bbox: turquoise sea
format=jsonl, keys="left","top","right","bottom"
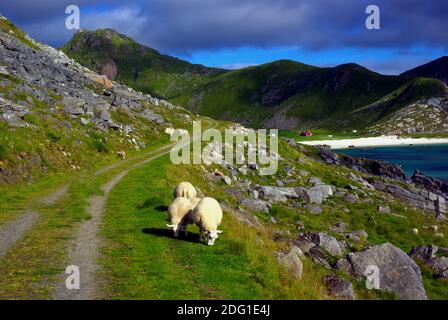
{"left": 337, "top": 144, "right": 448, "bottom": 181}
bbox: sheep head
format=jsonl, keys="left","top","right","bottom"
{"left": 204, "top": 230, "right": 223, "bottom": 246}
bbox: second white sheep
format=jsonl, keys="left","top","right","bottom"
{"left": 173, "top": 181, "right": 197, "bottom": 201}
{"left": 191, "top": 197, "right": 223, "bottom": 246}
{"left": 167, "top": 197, "right": 194, "bottom": 237}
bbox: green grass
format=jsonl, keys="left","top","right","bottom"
{"left": 419, "top": 261, "right": 448, "bottom": 300}
{"left": 0, "top": 76, "right": 174, "bottom": 186}
{"left": 1, "top": 123, "right": 447, "bottom": 299}
{"left": 0, "top": 141, "right": 178, "bottom": 299}
{"left": 402, "top": 132, "right": 448, "bottom": 139}
{"left": 1, "top": 20, "right": 447, "bottom": 298}
{"left": 0, "top": 144, "right": 6, "bottom": 161}
{"left": 90, "top": 131, "right": 109, "bottom": 153}
{"left": 0, "top": 172, "right": 103, "bottom": 298}
{"left": 0, "top": 173, "right": 69, "bottom": 225}
{"left": 99, "top": 154, "right": 329, "bottom": 299}
{"left": 170, "top": 61, "right": 428, "bottom": 130}
{"left": 247, "top": 140, "right": 448, "bottom": 298}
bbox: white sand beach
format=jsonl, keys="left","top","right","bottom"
{"left": 299, "top": 135, "right": 448, "bottom": 149}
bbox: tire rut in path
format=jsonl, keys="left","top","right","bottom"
{"left": 93, "top": 143, "right": 175, "bottom": 176}
{"left": 39, "top": 184, "right": 69, "bottom": 206}
{"left": 54, "top": 170, "right": 130, "bottom": 300}
{"left": 53, "top": 147, "right": 176, "bottom": 300}
{"left": 0, "top": 185, "right": 68, "bottom": 260}
{"left": 54, "top": 120, "right": 217, "bottom": 300}
{"left": 0, "top": 211, "right": 39, "bottom": 259}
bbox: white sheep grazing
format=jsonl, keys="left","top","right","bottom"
{"left": 167, "top": 197, "right": 194, "bottom": 237}
{"left": 430, "top": 225, "right": 439, "bottom": 234}
{"left": 191, "top": 197, "right": 223, "bottom": 246}
{"left": 191, "top": 197, "right": 202, "bottom": 208}
{"left": 173, "top": 181, "right": 197, "bottom": 201}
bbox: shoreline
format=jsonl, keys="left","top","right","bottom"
{"left": 299, "top": 135, "right": 448, "bottom": 149}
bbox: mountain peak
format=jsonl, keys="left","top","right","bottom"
{"left": 86, "top": 28, "right": 130, "bottom": 40}
{"left": 401, "top": 56, "right": 448, "bottom": 84}
{"left": 332, "top": 63, "right": 375, "bottom": 74}
{"left": 65, "top": 27, "right": 142, "bottom": 51}
{"left": 61, "top": 27, "right": 222, "bottom": 96}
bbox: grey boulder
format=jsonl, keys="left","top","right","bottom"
{"left": 305, "top": 204, "right": 323, "bottom": 214}
{"left": 409, "top": 245, "right": 438, "bottom": 262}
{"left": 240, "top": 199, "right": 270, "bottom": 214}
{"left": 309, "top": 232, "right": 343, "bottom": 257}
{"left": 276, "top": 250, "right": 303, "bottom": 280}
{"left": 307, "top": 189, "right": 323, "bottom": 205}
{"left": 324, "top": 275, "right": 356, "bottom": 300}
{"left": 336, "top": 243, "right": 427, "bottom": 300}
{"left": 378, "top": 205, "right": 391, "bottom": 214}
{"left": 256, "top": 186, "right": 298, "bottom": 203}
{"left": 427, "top": 257, "right": 448, "bottom": 278}
{"left": 141, "top": 109, "right": 165, "bottom": 124}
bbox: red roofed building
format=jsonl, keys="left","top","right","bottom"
{"left": 300, "top": 130, "right": 313, "bottom": 137}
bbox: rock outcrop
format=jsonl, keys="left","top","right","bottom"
{"left": 319, "top": 148, "right": 407, "bottom": 181}
{"left": 336, "top": 243, "right": 427, "bottom": 300}
{"left": 319, "top": 148, "right": 448, "bottom": 217}
{"left": 0, "top": 24, "right": 168, "bottom": 133}
{"left": 0, "top": 17, "right": 187, "bottom": 183}
{"left": 410, "top": 245, "right": 448, "bottom": 279}
{"left": 324, "top": 275, "right": 356, "bottom": 300}
{"left": 276, "top": 248, "right": 303, "bottom": 280}
{"left": 411, "top": 170, "right": 448, "bottom": 198}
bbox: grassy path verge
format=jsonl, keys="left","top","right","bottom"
{"left": 53, "top": 145, "right": 180, "bottom": 299}
{"left": 53, "top": 119, "right": 217, "bottom": 299}
{"left": 0, "top": 184, "right": 69, "bottom": 259}
{"left": 0, "top": 133, "right": 180, "bottom": 299}
{"left": 98, "top": 154, "right": 328, "bottom": 299}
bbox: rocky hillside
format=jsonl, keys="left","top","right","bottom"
{"left": 0, "top": 16, "right": 195, "bottom": 184}
{"left": 1, "top": 15, "right": 448, "bottom": 300}
{"left": 347, "top": 78, "right": 448, "bottom": 135}
{"left": 197, "top": 135, "right": 448, "bottom": 299}
{"left": 368, "top": 96, "right": 448, "bottom": 135}
{"left": 62, "top": 29, "right": 448, "bottom": 131}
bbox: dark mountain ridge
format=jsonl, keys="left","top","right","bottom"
{"left": 401, "top": 56, "right": 448, "bottom": 85}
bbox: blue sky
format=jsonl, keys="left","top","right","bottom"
{"left": 1, "top": 0, "right": 447, "bottom": 74}
{"left": 181, "top": 46, "right": 447, "bottom": 75}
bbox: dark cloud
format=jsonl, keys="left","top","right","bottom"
{"left": 1, "top": 0, "right": 447, "bottom": 57}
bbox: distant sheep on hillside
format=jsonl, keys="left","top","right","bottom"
{"left": 191, "top": 197, "right": 223, "bottom": 246}
{"left": 116, "top": 151, "right": 126, "bottom": 159}
{"left": 173, "top": 181, "right": 197, "bottom": 201}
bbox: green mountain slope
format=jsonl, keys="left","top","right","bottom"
{"left": 62, "top": 29, "right": 448, "bottom": 130}
{"left": 174, "top": 61, "right": 413, "bottom": 129}
{"left": 61, "top": 29, "right": 224, "bottom": 99}
{"left": 174, "top": 61, "right": 447, "bottom": 130}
